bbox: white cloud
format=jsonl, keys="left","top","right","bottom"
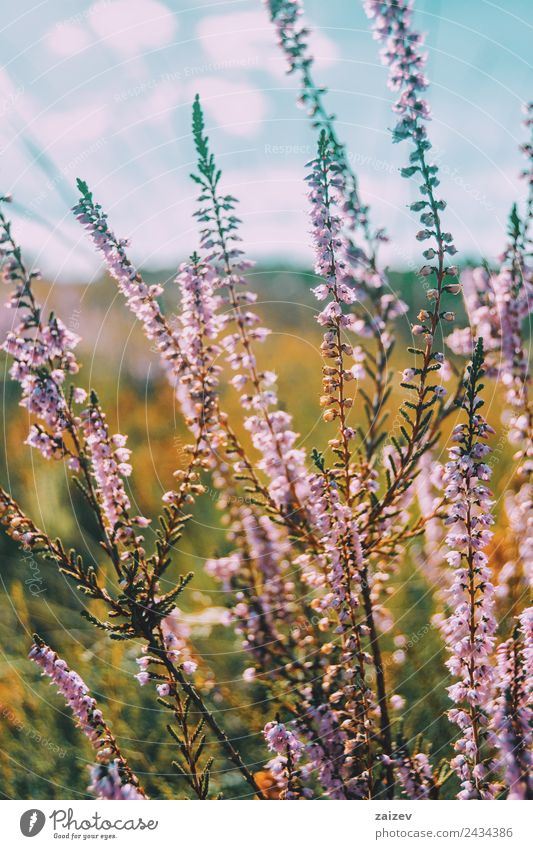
{"left": 210, "top": 165, "right": 310, "bottom": 259}
{"left": 44, "top": 1, "right": 178, "bottom": 60}
{"left": 44, "top": 22, "right": 91, "bottom": 58}
{"left": 9, "top": 215, "right": 100, "bottom": 281}
{"left": 38, "top": 103, "right": 109, "bottom": 147}
{"left": 143, "top": 79, "right": 183, "bottom": 128}
{"left": 197, "top": 10, "right": 339, "bottom": 80}
{"left": 188, "top": 77, "right": 268, "bottom": 137}
{"left": 88, "top": 0, "right": 177, "bottom": 57}
{"left": 0, "top": 68, "right": 26, "bottom": 125}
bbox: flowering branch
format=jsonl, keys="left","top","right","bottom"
{"left": 491, "top": 610, "right": 533, "bottom": 799}
{"left": 263, "top": 0, "right": 380, "bottom": 254}
{"left": 29, "top": 637, "right": 147, "bottom": 800}
{"left": 440, "top": 338, "right": 498, "bottom": 799}
{"left": 363, "top": 0, "right": 460, "bottom": 532}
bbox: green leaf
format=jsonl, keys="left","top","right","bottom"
{"left": 76, "top": 178, "right": 92, "bottom": 201}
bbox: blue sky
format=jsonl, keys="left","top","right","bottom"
{"left": 0, "top": 0, "right": 531, "bottom": 280}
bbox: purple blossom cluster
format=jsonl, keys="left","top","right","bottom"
{"left": 264, "top": 720, "right": 303, "bottom": 758}
{"left": 207, "top": 509, "right": 292, "bottom": 668}
{"left": 392, "top": 747, "right": 434, "bottom": 800}
{"left": 88, "top": 761, "right": 147, "bottom": 801}
{"left": 364, "top": 0, "right": 430, "bottom": 143}
{"left": 73, "top": 184, "right": 182, "bottom": 386}
{"left": 491, "top": 610, "right": 533, "bottom": 800}
{"left": 29, "top": 641, "right": 146, "bottom": 800}
{"left": 0, "top": 199, "right": 84, "bottom": 461}
{"left": 308, "top": 135, "right": 364, "bottom": 445}
{"left": 440, "top": 342, "right": 498, "bottom": 799}
{"left": 263, "top": 720, "right": 309, "bottom": 799}
{"left": 81, "top": 401, "right": 150, "bottom": 546}
{"left": 175, "top": 255, "right": 222, "bottom": 454}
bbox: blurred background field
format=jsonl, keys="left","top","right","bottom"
{"left": 0, "top": 264, "right": 522, "bottom": 799}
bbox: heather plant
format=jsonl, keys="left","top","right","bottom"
{"left": 0, "top": 0, "right": 531, "bottom": 801}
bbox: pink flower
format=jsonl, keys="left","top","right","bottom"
{"left": 162, "top": 491, "right": 178, "bottom": 504}
{"left": 264, "top": 720, "right": 302, "bottom": 759}
{"left": 490, "top": 608, "right": 533, "bottom": 799}
{"left": 80, "top": 401, "right": 149, "bottom": 543}
{"left": 29, "top": 640, "right": 146, "bottom": 799}
{"left": 394, "top": 747, "right": 434, "bottom": 800}
{"left": 440, "top": 341, "right": 497, "bottom": 799}
{"left": 175, "top": 256, "right": 223, "bottom": 454}
{"left": 88, "top": 761, "right": 147, "bottom": 801}
{"left": 73, "top": 186, "right": 183, "bottom": 393}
